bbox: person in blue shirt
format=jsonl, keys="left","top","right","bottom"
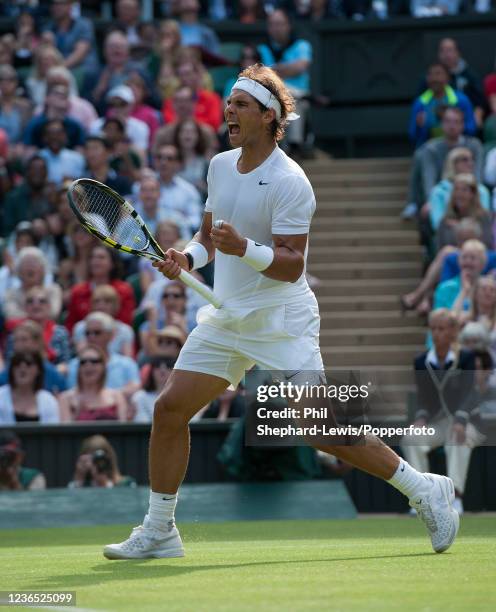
{"left": 258, "top": 9, "right": 312, "bottom": 151}
{"left": 409, "top": 63, "right": 476, "bottom": 148}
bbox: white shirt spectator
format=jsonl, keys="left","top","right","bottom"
{"left": 90, "top": 116, "right": 149, "bottom": 152}
{"left": 39, "top": 147, "right": 86, "bottom": 185}
{"left": 0, "top": 386, "right": 60, "bottom": 424}
{"left": 159, "top": 176, "right": 202, "bottom": 232}
{"left": 72, "top": 320, "right": 135, "bottom": 356}
{"left": 66, "top": 353, "right": 140, "bottom": 389}
{"left": 131, "top": 389, "right": 157, "bottom": 422}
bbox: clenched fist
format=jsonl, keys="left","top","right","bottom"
{"left": 210, "top": 221, "right": 247, "bottom": 257}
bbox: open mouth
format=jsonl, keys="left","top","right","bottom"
{"left": 228, "top": 123, "right": 240, "bottom": 136}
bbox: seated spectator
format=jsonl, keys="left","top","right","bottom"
{"left": 3, "top": 246, "right": 62, "bottom": 322}
{"left": 434, "top": 239, "right": 488, "bottom": 319}
{"left": 72, "top": 285, "right": 135, "bottom": 358}
{"left": 152, "top": 20, "right": 182, "bottom": 97}
{"left": 150, "top": 144, "right": 202, "bottom": 234}
{"left": 59, "top": 345, "right": 127, "bottom": 421}
{"left": 90, "top": 30, "right": 141, "bottom": 112}
{"left": 132, "top": 356, "right": 176, "bottom": 422}
{"left": 154, "top": 85, "right": 218, "bottom": 157}
{"left": 2, "top": 156, "right": 53, "bottom": 237}
{"left": 470, "top": 350, "right": 496, "bottom": 436}
{"left": 0, "top": 320, "right": 67, "bottom": 395}
{"left": 115, "top": 0, "right": 142, "bottom": 48}
{"left": 403, "top": 107, "right": 483, "bottom": 219}
{"left": 402, "top": 219, "right": 488, "bottom": 315}
{"left": 409, "top": 63, "right": 476, "bottom": 148}
{"left": 42, "top": 0, "right": 99, "bottom": 78}
{"left": 12, "top": 11, "right": 40, "bottom": 69}
{"left": 25, "top": 43, "right": 78, "bottom": 107}
{"left": 42, "top": 66, "right": 98, "bottom": 131}
{"left": 436, "top": 174, "right": 492, "bottom": 251}
{"left": 0, "top": 351, "right": 60, "bottom": 424}
{"left": 410, "top": 0, "right": 465, "bottom": 17}
{"left": 0, "top": 63, "right": 33, "bottom": 152}
{"left": 175, "top": 0, "right": 221, "bottom": 55}
{"left": 57, "top": 221, "right": 97, "bottom": 297}
{"left": 126, "top": 70, "right": 161, "bottom": 146}
{"left": 90, "top": 85, "right": 149, "bottom": 163}
{"left": 173, "top": 119, "right": 209, "bottom": 196}
{"left": 66, "top": 312, "right": 140, "bottom": 398}
{"left": 402, "top": 308, "right": 483, "bottom": 514}
{"left": 65, "top": 245, "right": 136, "bottom": 331}
{"left": 0, "top": 222, "right": 38, "bottom": 296}
{"left": 162, "top": 59, "right": 223, "bottom": 131}
{"left": 258, "top": 9, "right": 313, "bottom": 154}
{"left": 139, "top": 220, "right": 182, "bottom": 294}
{"left": 67, "top": 434, "right": 136, "bottom": 487}
{"left": 428, "top": 147, "right": 491, "bottom": 232}
{"left": 6, "top": 286, "right": 71, "bottom": 368}
{"left": 83, "top": 134, "right": 133, "bottom": 196}
{"left": 0, "top": 430, "right": 46, "bottom": 491}
{"left": 23, "top": 83, "right": 86, "bottom": 151}
{"left": 223, "top": 44, "right": 262, "bottom": 102}
{"left": 102, "top": 117, "right": 142, "bottom": 182}
{"left": 142, "top": 325, "right": 186, "bottom": 362}
{"left": 39, "top": 118, "right": 85, "bottom": 185}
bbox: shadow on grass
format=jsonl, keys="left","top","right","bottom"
{"left": 29, "top": 552, "right": 436, "bottom": 590}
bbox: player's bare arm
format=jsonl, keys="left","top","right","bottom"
{"left": 211, "top": 221, "right": 306, "bottom": 283}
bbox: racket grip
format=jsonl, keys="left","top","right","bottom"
{"left": 178, "top": 269, "right": 222, "bottom": 309}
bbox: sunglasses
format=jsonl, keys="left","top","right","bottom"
{"left": 162, "top": 292, "right": 185, "bottom": 299}
{"left": 26, "top": 297, "right": 48, "bottom": 305}
{"left": 85, "top": 329, "right": 104, "bottom": 336}
{"left": 80, "top": 358, "right": 103, "bottom": 365}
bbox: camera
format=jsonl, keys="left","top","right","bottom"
{"left": 0, "top": 448, "right": 17, "bottom": 470}
{"left": 92, "top": 449, "right": 112, "bottom": 476}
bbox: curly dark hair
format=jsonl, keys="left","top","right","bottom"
{"left": 237, "top": 64, "right": 296, "bottom": 142}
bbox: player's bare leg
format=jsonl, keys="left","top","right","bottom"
{"left": 104, "top": 370, "right": 229, "bottom": 560}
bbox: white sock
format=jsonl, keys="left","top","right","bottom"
{"left": 144, "top": 491, "right": 177, "bottom": 532}
{"left": 388, "top": 460, "right": 430, "bottom": 500}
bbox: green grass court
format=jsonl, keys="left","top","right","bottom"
{"left": 2, "top": 516, "right": 495, "bottom": 611}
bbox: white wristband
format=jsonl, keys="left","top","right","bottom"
{"left": 241, "top": 238, "right": 274, "bottom": 272}
{"left": 184, "top": 241, "right": 209, "bottom": 270}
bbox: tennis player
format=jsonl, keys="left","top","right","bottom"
{"left": 104, "top": 65, "right": 459, "bottom": 559}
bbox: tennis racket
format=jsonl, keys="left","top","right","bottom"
{"left": 67, "top": 178, "right": 221, "bottom": 308}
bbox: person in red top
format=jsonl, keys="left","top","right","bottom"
{"left": 162, "top": 59, "right": 222, "bottom": 131}
{"left": 65, "top": 245, "right": 136, "bottom": 332}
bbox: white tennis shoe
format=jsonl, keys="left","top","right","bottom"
{"left": 409, "top": 473, "right": 460, "bottom": 553}
{"left": 103, "top": 522, "right": 184, "bottom": 559}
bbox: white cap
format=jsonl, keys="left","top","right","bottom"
{"left": 106, "top": 84, "right": 135, "bottom": 105}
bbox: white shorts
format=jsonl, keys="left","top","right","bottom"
{"left": 174, "top": 301, "right": 324, "bottom": 387}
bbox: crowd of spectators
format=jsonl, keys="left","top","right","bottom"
{"left": 402, "top": 36, "right": 496, "bottom": 514}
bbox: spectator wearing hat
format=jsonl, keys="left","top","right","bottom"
{"left": 66, "top": 312, "right": 140, "bottom": 399}
{"left": 0, "top": 350, "right": 60, "bottom": 424}
{"left": 90, "top": 85, "right": 149, "bottom": 163}
{"left": 42, "top": 0, "right": 99, "bottom": 77}
{"left": 83, "top": 134, "right": 133, "bottom": 197}
{"left": 2, "top": 156, "right": 52, "bottom": 237}
{"left": 39, "top": 118, "right": 85, "bottom": 185}
{"left": 142, "top": 324, "right": 187, "bottom": 362}
{"left": 0, "top": 430, "right": 46, "bottom": 491}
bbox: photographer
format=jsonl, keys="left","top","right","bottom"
{"left": 0, "top": 430, "right": 46, "bottom": 491}
{"left": 67, "top": 434, "right": 135, "bottom": 488}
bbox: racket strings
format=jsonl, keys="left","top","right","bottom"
{"left": 73, "top": 183, "right": 149, "bottom": 250}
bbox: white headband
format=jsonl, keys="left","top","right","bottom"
{"left": 231, "top": 77, "right": 300, "bottom": 121}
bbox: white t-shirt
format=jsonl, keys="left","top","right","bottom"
{"left": 0, "top": 386, "right": 60, "bottom": 424}
{"left": 131, "top": 389, "right": 157, "bottom": 422}
{"left": 204, "top": 146, "right": 316, "bottom": 309}
{"left": 90, "top": 116, "right": 149, "bottom": 151}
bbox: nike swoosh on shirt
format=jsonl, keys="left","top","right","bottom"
{"left": 259, "top": 180, "right": 269, "bottom": 185}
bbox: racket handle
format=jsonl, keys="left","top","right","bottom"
{"left": 178, "top": 269, "right": 222, "bottom": 309}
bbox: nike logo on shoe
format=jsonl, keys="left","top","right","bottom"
{"left": 400, "top": 464, "right": 405, "bottom": 472}
{"left": 259, "top": 180, "right": 269, "bottom": 185}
